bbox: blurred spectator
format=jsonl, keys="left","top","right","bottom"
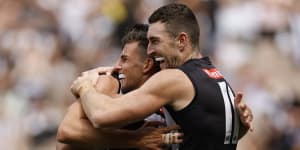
{"left": 0, "top": 0, "right": 299, "bottom": 149}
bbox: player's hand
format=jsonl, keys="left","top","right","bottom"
{"left": 81, "top": 66, "right": 115, "bottom": 75}
{"left": 70, "top": 74, "right": 94, "bottom": 98}
{"left": 81, "top": 66, "right": 115, "bottom": 85}
{"left": 235, "top": 92, "right": 254, "bottom": 132}
{"left": 71, "top": 66, "right": 120, "bottom": 98}
{"left": 82, "top": 66, "right": 121, "bottom": 93}
{"left": 134, "top": 122, "right": 183, "bottom": 150}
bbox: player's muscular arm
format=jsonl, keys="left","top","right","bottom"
{"left": 56, "top": 101, "right": 121, "bottom": 148}
{"left": 56, "top": 142, "right": 97, "bottom": 150}
{"left": 57, "top": 101, "right": 152, "bottom": 149}
{"left": 57, "top": 101, "right": 182, "bottom": 149}
{"left": 57, "top": 101, "right": 102, "bottom": 149}
{"left": 75, "top": 69, "right": 194, "bottom": 129}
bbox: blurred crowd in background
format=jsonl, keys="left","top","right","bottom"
{"left": 0, "top": 0, "right": 299, "bottom": 149}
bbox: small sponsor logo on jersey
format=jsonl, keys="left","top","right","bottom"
{"left": 202, "top": 68, "right": 223, "bottom": 79}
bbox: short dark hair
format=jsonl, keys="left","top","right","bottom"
{"left": 121, "top": 24, "right": 149, "bottom": 60}
{"left": 148, "top": 3, "right": 200, "bottom": 49}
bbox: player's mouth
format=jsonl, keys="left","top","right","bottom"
{"left": 154, "top": 56, "right": 165, "bottom": 62}
{"left": 119, "top": 73, "right": 126, "bottom": 80}
{"left": 154, "top": 56, "right": 167, "bottom": 69}
{"left": 118, "top": 73, "right": 126, "bottom": 86}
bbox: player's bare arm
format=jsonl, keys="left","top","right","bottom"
{"left": 71, "top": 68, "right": 253, "bottom": 130}
{"left": 57, "top": 101, "right": 182, "bottom": 149}
{"left": 57, "top": 101, "right": 137, "bottom": 148}
{"left": 71, "top": 69, "right": 195, "bottom": 129}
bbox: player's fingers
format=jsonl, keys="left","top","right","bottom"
{"left": 70, "top": 85, "right": 77, "bottom": 98}
{"left": 95, "top": 66, "right": 114, "bottom": 72}
{"left": 81, "top": 71, "right": 89, "bottom": 76}
{"left": 86, "top": 73, "right": 100, "bottom": 85}
{"left": 242, "top": 113, "right": 254, "bottom": 130}
{"left": 70, "top": 82, "right": 80, "bottom": 98}
{"left": 71, "top": 76, "right": 91, "bottom": 98}
{"left": 97, "top": 67, "right": 114, "bottom": 75}
{"left": 161, "top": 132, "right": 183, "bottom": 145}
{"left": 234, "top": 92, "right": 243, "bottom": 104}
{"left": 243, "top": 109, "right": 250, "bottom": 117}
{"left": 105, "top": 66, "right": 122, "bottom": 76}
{"left": 245, "top": 114, "right": 254, "bottom": 131}
{"left": 81, "top": 68, "right": 99, "bottom": 76}
{"left": 235, "top": 92, "right": 247, "bottom": 112}
{"left": 171, "top": 132, "right": 183, "bottom": 143}
{"left": 243, "top": 107, "right": 253, "bottom": 123}
{"left": 240, "top": 103, "right": 248, "bottom": 110}
{"left": 242, "top": 110, "right": 252, "bottom": 123}
{"left": 82, "top": 67, "right": 113, "bottom": 76}
{"left": 246, "top": 114, "right": 253, "bottom": 124}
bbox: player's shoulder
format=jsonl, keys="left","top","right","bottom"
{"left": 146, "top": 69, "right": 192, "bottom": 90}
{"left": 152, "top": 69, "right": 188, "bottom": 82}
{"left": 154, "top": 68, "right": 186, "bottom": 77}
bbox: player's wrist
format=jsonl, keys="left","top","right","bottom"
{"left": 126, "top": 130, "right": 147, "bottom": 149}
{"left": 78, "top": 81, "right": 95, "bottom": 98}
{"left": 111, "top": 129, "right": 140, "bottom": 149}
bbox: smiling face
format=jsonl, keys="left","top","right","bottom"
{"left": 147, "top": 3, "right": 201, "bottom": 69}
{"left": 116, "top": 41, "right": 146, "bottom": 93}
{"left": 147, "top": 22, "right": 181, "bottom": 69}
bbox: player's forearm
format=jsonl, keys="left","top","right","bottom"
{"left": 79, "top": 87, "right": 116, "bottom": 128}
{"left": 57, "top": 116, "right": 95, "bottom": 146}
{"left": 77, "top": 74, "right": 126, "bottom": 128}
{"left": 56, "top": 142, "right": 96, "bottom": 150}
{"left": 58, "top": 115, "right": 139, "bottom": 148}
{"left": 57, "top": 101, "right": 104, "bottom": 147}
{"left": 98, "top": 129, "right": 141, "bottom": 148}
{"left": 66, "top": 126, "right": 140, "bottom": 149}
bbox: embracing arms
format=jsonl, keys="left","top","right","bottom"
{"left": 57, "top": 67, "right": 182, "bottom": 149}
{"left": 71, "top": 69, "right": 192, "bottom": 129}
{"left": 70, "top": 68, "right": 253, "bottom": 139}
{"left": 57, "top": 101, "right": 138, "bottom": 148}
{"left": 57, "top": 101, "right": 181, "bottom": 149}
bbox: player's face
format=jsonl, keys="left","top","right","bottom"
{"left": 147, "top": 22, "right": 181, "bottom": 69}
{"left": 116, "top": 42, "right": 145, "bottom": 93}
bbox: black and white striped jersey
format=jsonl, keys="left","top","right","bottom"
{"left": 166, "top": 57, "right": 240, "bottom": 150}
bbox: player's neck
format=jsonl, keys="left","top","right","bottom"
{"left": 185, "top": 50, "right": 202, "bottom": 62}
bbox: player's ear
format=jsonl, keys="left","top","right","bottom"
{"left": 143, "top": 57, "right": 154, "bottom": 74}
{"left": 175, "top": 32, "right": 188, "bottom": 52}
